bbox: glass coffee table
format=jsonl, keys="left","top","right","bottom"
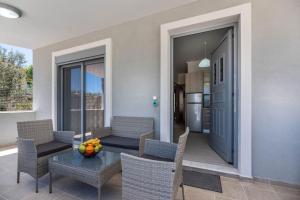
{"left": 49, "top": 149, "right": 121, "bottom": 200}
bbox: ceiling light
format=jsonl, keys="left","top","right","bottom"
{"left": 199, "top": 58, "right": 210, "bottom": 68}
{"left": 0, "top": 3, "right": 22, "bottom": 19}
{"left": 199, "top": 41, "right": 210, "bottom": 68}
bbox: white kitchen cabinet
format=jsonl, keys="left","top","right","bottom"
{"left": 185, "top": 71, "right": 203, "bottom": 93}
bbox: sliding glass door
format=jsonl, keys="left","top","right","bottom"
{"left": 62, "top": 65, "right": 82, "bottom": 134}
{"left": 84, "top": 60, "right": 105, "bottom": 132}
{"left": 60, "top": 58, "right": 104, "bottom": 139}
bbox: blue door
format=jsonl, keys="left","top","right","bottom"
{"left": 209, "top": 29, "right": 234, "bottom": 163}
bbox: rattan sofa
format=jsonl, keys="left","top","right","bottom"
{"left": 17, "top": 119, "right": 74, "bottom": 193}
{"left": 121, "top": 128, "right": 189, "bottom": 200}
{"left": 93, "top": 116, "right": 154, "bottom": 156}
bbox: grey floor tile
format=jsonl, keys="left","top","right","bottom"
{"left": 52, "top": 191, "right": 82, "bottom": 200}
{"left": 0, "top": 149, "right": 299, "bottom": 200}
{"left": 175, "top": 189, "right": 188, "bottom": 200}
{"left": 241, "top": 180, "right": 275, "bottom": 192}
{"left": 216, "top": 179, "right": 247, "bottom": 200}
{"left": 20, "top": 186, "right": 82, "bottom": 200}
{"left": 215, "top": 197, "right": 237, "bottom": 200}
{"left": 277, "top": 193, "right": 300, "bottom": 200}
{"left": 21, "top": 187, "right": 56, "bottom": 200}
{"left": 182, "top": 132, "right": 232, "bottom": 167}
{"left": 107, "top": 173, "right": 122, "bottom": 187}
{"left": 0, "top": 194, "right": 7, "bottom": 200}
{"left": 244, "top": 186, "right": 280, "bottom": 200}
{"left": 51, "top": 176, "right": 97, "bottom": 200}
{"left": 0, "top": 171, "right": 18, "bottom": 195}
{"left": 0, "top": 154, "right": 17, "bottom": 174}
{"left": 185, "top": 186, "right": 214, "bottom": 200}
{"left": 101, "top": 185, "right": 122, "bottom": 200}
{"left": 272, "top": 184, "right": 300, "bottom": 197}
{"left": 38, "top": 174, "right": 51, "bottom": 186}
{"left": 50, "top": 175, "right": 123, "bottom": 200}
{"left": 2, "top": 182, "right": 48, "bottom": 200}
{"left": 1, "top": 172, "right": 48, "bottom": 200}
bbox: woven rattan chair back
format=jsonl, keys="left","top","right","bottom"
{"left": 111, "top": 116, "right": 154, "bottom": 138}
{"left": 17, "top": 119, "right": 54, "bottom": 145}
{"left": 174, "top": 127, "right": 189, "bottom": 165}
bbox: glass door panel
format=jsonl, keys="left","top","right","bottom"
{"left": 84, "top": 62, "right": 105, "bottom": 133}
{"left": 60, "top": 58, "right": 104, "bottom": 140}
{"left": 62, "top": 66, "right": 82, "bottom": 135}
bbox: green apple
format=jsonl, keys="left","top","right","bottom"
{"left": 79, "top": 144, "right": 86, "bottom": 154}
{"left": 94, "top": 145, "right": 102, "bottom": 153}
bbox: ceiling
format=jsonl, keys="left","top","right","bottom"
{"left": 173, "top": 27, "right": 231, "bottom": 77}
{"left": 0, "top": 0, "right": 197, "bottom": 49}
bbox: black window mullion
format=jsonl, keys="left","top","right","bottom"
{"left": 81, "top": 63, "right": 86, "bottom": 141}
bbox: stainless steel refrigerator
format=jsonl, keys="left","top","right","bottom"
{"left": 186, "top": 93, "right": 202, "bottom": 132}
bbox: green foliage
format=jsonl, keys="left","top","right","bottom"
{"left": 0, "top": 46, "right": 26, "bottom": 66}
{"left": 0, "top": 46, "right": 32, "bottom": 111}
{"left": 25, "top": 65, "right": 33, "bottom": 88}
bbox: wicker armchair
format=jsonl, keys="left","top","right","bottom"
{"left": 17, "top": 119, "right": 74, "bottom": 193}
{"left": 121, "top": 128, "right": 189, "bottom": 200}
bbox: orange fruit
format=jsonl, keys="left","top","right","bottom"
{"left": 85, "top": 144, "right": 94, "bottom": 155}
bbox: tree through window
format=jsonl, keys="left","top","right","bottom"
{"left": 0, "top": 44, "right": 33, "bottom": 111}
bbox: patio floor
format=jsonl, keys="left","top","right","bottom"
{"left": 0, "top": 147, "right": 299, "bottom": 200}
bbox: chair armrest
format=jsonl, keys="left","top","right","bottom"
{"left": 121, "top": 153, "right": 175, "bottom": 199}
{"left": 17, "top": 138, "right": 38, "bottom": 173}
{"left": 53, "top": 131, "right": 75, "bottom": 144}
{"left": 93, "top": 127, "right": 112, "bottom": 138}
{"left": 138, "top": 131, "right": 154, "bottom": 156}
{"left": 17, "top": 138, "right": 37, "bottom": 154}
{"left": 144, "top": 139, "right": 178, "bottom": 160}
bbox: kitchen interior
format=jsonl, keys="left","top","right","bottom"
{"left": 173, "top": 27, "right": 233, "bottom": 167}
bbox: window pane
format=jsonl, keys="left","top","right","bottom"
{"left": 220, "top": 57, "right": 224, "bottom": 82}
{"left": 62, "top": 66, "right": 81, "bottom": 134}
{"left": 84, "top": 62, "right": 104, "bottom": 132}
{"left": 213, "top": 63, "right": 217, "bottom": 85}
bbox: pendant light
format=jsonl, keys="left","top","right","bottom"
{"left": 199, "top": 41, "right": 210, "bottom": 68}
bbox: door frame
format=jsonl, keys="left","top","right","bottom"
{"left": 160, "top": 4, "right": 252, "bottom": 178}
{"left": 52, "top": 38, "right": 112, "bottom": 130}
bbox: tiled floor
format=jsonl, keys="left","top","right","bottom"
{"left": 184, "top": 133, "right": 232, "bottom": 167}
{"left": 0, "top": 148, "right": 299, "bottom": 200}
{"left": 174, "top": 123, "right": 232, "bottom": 167}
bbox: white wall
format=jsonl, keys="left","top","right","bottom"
{"left": 0, "top": 111, "right": 36, "bottom": 146}
{"left": 33, "top": 0, "right": 300, "bottom": 185}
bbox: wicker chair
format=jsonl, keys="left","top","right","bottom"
{"left": 121, "top": 128, "right": 189, "bottom": 200}
{"left": 93, "top": 116, "right": 154, "bottom": 156}
{"left": 17, "top": 119, "right": 74, "bottom": 193}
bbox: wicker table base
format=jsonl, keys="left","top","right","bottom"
{"left": 49, "top": 150, "right": 121, "bottom": 200}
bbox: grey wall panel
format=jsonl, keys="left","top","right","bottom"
{"left": 0, "top": 112, "right": 36, "bottom": 146}
{"left": 33, "top": 0, "right": 300, "bottom": 185}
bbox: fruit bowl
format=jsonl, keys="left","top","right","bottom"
{"left": 78, "top": 138, "right": 103, "bottom": 157}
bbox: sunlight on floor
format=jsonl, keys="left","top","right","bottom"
{"left": 0, "top": 148, "right": 18, "bottom": 157}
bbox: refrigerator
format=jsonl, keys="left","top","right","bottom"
{"left": 186, "top": 93, "right": 202, "bottom": 132}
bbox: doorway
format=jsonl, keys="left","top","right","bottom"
{"left": 172, "top": 27, "right": 237, "bottom": 169}
{"left": 59, "top": 58, "right": 105, "bottom": 140}
{"left": 160, "top": 4, "right": 252, "bottom": 178}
